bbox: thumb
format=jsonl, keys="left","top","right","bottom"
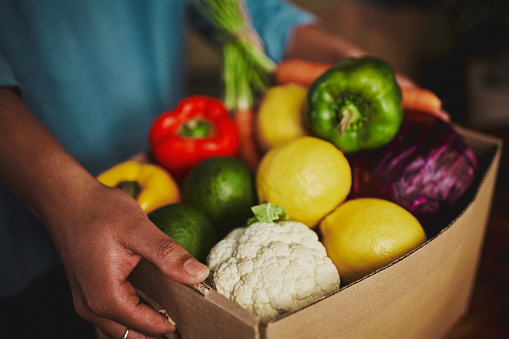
{"left": 131, "top": 220, "right": 210, "bottom": 285}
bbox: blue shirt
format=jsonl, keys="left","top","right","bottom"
{"left": 0, "top": 0, "right": 314, "bottom": 297}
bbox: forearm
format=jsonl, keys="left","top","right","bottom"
{"left": 0, "top": 87, "right": 98, "bottom": 236}
{"left": 285, "top": 23, "right": 415, "bottom": 87}
{"left": 285, "top": 23, "right": 367, "bottom": 64}
{"left": 0, "top": 86, "right": 209, "bottom": 337}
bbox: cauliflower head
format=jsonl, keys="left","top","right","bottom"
{"left": 207, "top": 221, "right": 340, "bottom": 323}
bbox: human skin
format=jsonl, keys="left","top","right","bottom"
{"left": 287, "top": 24, "right": 450, "bottom": 121}
{"left": 286, "top": 23, "right": 417, "bottom": 88}
{"left": 0, "top": 87, "right": 209, "bottom": 339}
{"left": 0, "top": 22, "right": 414, "bottom": 339}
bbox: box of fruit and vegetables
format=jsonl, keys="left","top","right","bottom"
{"left": 119, "top": 95, "right": 501, "bottom": 339}
{"left": 97, "top": 1, "right": 503, "bottom": 338}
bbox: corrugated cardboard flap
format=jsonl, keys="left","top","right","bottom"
{"left": 130, "top": 259, "right": 260, "bottom": 339}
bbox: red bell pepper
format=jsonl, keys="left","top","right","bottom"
{"left": 149, "top": 96, "right": 239, "bottom": 179}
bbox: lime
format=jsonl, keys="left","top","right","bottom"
{"left": 148, "top": 203, "right": 218, "bottom": 263}
{"left": 183, "top": 156, "right": 257, "bottom": 235}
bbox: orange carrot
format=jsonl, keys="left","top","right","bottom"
{"left": 275, "top": 59, "right": 332, "bottom": 87}
{"left": 401, "top": 86, "right": 442, "bottom": 112}
{"left": 234, "top": 108, "right": 260, "bottom": 171}
{"left": 427, "top": 109, "right": 451, "bottom": 122}
{"left": 401, "top": 86, "right": 449, "bottom": 121}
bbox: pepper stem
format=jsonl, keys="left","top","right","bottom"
{"left": 338, "top": 109, "right": 353, "bottom": 136}
{"left": 116, "top": 181, "right": 141, "bottom": 199}
{"left": 180, "top": 119, "right": 211, "bottom": 138}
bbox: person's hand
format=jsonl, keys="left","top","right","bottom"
{"left": 285, "top": 23, "right": 450, "bottom": 123}
{"left": 395, "top": 72, "right": 416, "bottom": 88}
{"left": 49, "top": 181, "right": 209, "bottom": 339}
{"left": 0, "top": 87, "right": 209, "bottom": 338}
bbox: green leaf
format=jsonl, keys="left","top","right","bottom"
{"left": 247, "top": 203, "right": 289, "bottom": 225}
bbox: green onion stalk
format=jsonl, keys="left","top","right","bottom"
{"left": 188, "top": 0, "right": 276, "bottom": 168}
{"left": 189, "top": 0, "right": 275, "bottom": 111}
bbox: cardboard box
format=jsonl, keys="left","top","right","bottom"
{"left": 124, "top": 127, "right": 502, "bottom": 339}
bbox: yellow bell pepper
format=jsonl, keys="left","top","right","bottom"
{"left": 97, "top": 161, "right": 181, "bottom": 214}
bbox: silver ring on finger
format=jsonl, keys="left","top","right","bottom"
{"left": 121, "top": 328, "right": 129, "bottom": 339}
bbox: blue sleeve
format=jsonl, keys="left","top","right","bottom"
{"left": 0, "top": 52, "right": 22, "bottom": 93}
{"left": 245, "top": 0, "right": 316, "bottom": 62}
{"left": 189, "top": 1, "right": 316, "bottom": 63}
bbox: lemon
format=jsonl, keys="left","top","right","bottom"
{"left": 255, "top": 83, "right": 309, "bottom": 152}
{"left": 320, "top": 198, "right": 427, "bottom": 285}
{"left": 256, "top": 136, "right": 351, "bottom": 228}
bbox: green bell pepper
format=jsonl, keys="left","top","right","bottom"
{"left": 307, "top": 56, "right": 403, "bottom": 153}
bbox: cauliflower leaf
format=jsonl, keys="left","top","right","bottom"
{"left": 247, "top": 203, "right": 289, "bottom": 225}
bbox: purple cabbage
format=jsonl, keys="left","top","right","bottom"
{"left": 348, "top": 111, "right": 477, "bottom": 237}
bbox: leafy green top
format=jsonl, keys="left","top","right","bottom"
{"left": 247, "top": 203, "right": 289, "bottom": 225}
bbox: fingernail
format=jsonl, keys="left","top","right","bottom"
{"left": 158, "top": 310, "right": 176, "bottom": 327}
{"left": 184, "top": 258, "right": 209, "bottom": 277}
{"left": 166, "top": 317, "right": 176, "bottom": 327}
